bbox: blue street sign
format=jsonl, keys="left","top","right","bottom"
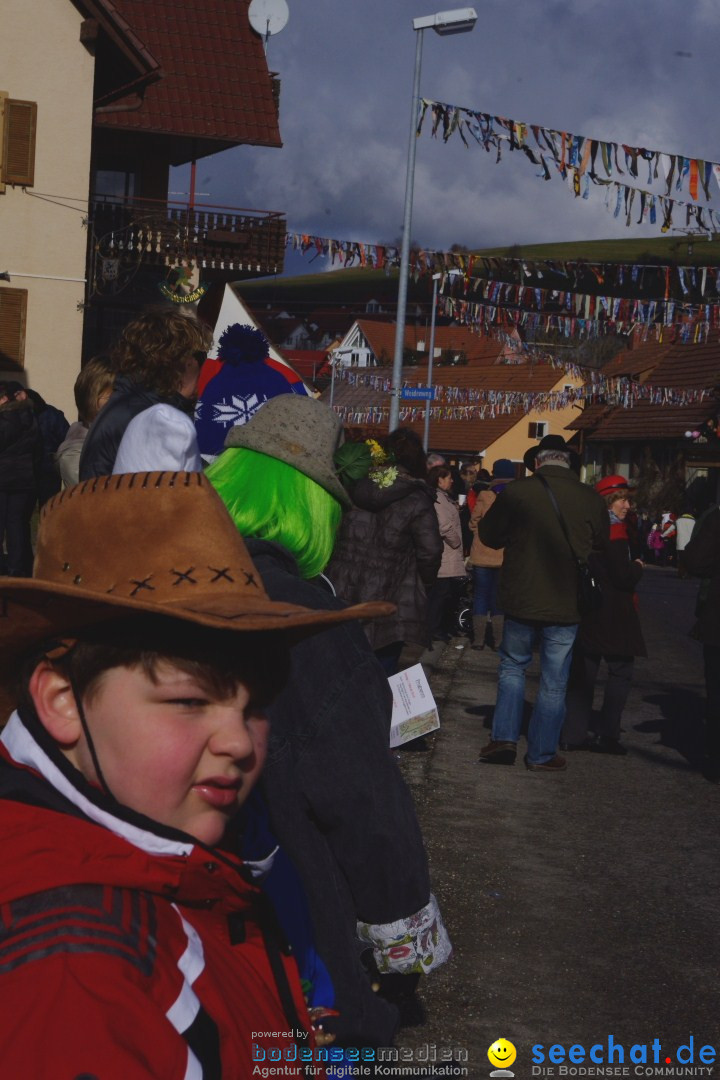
{"left": 401, "top": 386, "right": 435, "bottom": 401}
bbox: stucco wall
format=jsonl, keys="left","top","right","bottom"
{"left": 481, "top": 373, "right": 585, "bottom": 472}
{"left": 0, "top": 0, "right": 95, "bottom": 420}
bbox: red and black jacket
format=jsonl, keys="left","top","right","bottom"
{"left": 0, "top": 709, "right": 322, "bottom": 1079}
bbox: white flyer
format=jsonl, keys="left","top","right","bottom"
{"left": 388, "top": 663, "right": 440, "bottom": 748}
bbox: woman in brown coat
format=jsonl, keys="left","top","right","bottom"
{"left": 467, "top": 459, "right": 515, "bottom": 649}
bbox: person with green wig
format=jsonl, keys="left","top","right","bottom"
{"left": 205, "top": 395, "right": 451, "bottom": 1052}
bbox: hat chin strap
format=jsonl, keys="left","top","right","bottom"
{"left": 68, "top": 671, "right": 115, "bottom": 803}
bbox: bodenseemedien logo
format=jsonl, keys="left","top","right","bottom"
{"left": 488, "top": 1038, "right": 517, "bottom": 1077}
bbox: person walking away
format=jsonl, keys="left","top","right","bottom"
{"left": 79, "top": 309, "right": 211, "bottom": 478}
{"left": 675, "top": 510, "right": 696, "bottom": 578}
{"left": 426, "top": 465, "right": 466, "bottom": 643}
{"left": 563, "top": 475, "right": 646, "bottom": 755}
{"left": 206, "top": 397, "right": 451, "bottom": 1047}
{"left": 328, "top": 428, "right": 442, "bottom": 676}
{"left": 0, "top": 382, "right": 40, "bottom": 576}
{"left": 55, "top": 357, "right": 115, "bottom": 488}
{"left": 468, "top": 459, "right": 515, "bottom": 650}
{"left": 477, "top": 435, "right": 608, "bottom": 771}
{"left": 683, "top": 507, "right": 720, "bottom": 782}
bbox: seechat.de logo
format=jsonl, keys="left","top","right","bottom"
{"left": 488, "top": 1038, "right": 517, "bottom": 1077}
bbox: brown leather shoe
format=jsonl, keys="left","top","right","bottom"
{"left": 525, "top": 754, "right": 567, "bottom": 772}
{"left": 479, "top": 740, "right": 517, "bottom": 765}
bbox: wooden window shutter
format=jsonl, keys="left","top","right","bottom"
{"left": 0, "top": 288, "right": 28, "bottom": 368}
{"left": 2, "top": 100, "right": 37, "bottom": 186}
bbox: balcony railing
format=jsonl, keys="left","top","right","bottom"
{"left": 90, "top": 195, "right": 287, "bottom": 277}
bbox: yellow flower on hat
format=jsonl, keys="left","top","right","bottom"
{"left": 365, "top": 438, "right": 386, "bottom": 463}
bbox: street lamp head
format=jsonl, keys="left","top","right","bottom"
{"left": 413, "top": 8, "right": 478, "bottom": 35}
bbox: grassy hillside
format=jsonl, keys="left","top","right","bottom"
{"left": 475, "top": 234, "right": 720, "bottom": 264}
{"left": 235, "top": 235, "right": 720, "bottom": 311}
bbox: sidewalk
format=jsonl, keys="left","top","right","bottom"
{"left": 394, "top": 568, "right": 720, "bottom": 1077}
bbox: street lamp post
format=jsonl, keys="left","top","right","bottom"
{"left": 423, "top": 272, "right": 441, "bottom": 451}
{"left": 388, "top": 7, "right": 477, "bottom": 432}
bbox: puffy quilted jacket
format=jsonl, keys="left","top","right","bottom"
{"left": 0, "top": 399, "right": 40, "bottom": 493}
{"left": 327, "top": 468, "right": 442, "bottom": 650}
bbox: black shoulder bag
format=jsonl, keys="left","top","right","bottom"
{"left": 536, "top": 473, "right": 603, "bottom": 615}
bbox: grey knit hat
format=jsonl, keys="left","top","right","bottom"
{"left": 223, "top": 395, "right": 352, "bottom": 509}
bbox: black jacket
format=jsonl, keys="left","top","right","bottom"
{"left": 79, "top": 376, "right": 188, "bottom": 480}
{"left": 684, "top": 507, "right": 720, "bottom": 647}
{"left": 327, "top": 468, "right": 442, "bottom": 649}
{"left": 578, "top": 524, "right": 646, "bottom": 657}
{"left": 247, "top": 538, "right": 432, "bottom": 1046}
{"left": 0, "top": 400, "right": 40, "bottom": 493}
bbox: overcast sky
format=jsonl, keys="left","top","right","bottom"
{"left": 173, "top": 0, "right": 720, "bottom": 273}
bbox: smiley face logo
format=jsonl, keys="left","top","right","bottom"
{"left": 488, "top": 1039, "right": 517, "bottom": 1069}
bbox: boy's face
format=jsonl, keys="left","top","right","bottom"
{"left": 66, "top": 661, "right": 269, "bottom": 845}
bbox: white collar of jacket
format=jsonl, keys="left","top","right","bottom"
{"left": 2, "top": 710, "right": 195, "bottom": 857}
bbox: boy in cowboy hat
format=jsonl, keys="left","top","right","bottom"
{"left": 0, "top": 471, "right": 391, "bottom": 1078}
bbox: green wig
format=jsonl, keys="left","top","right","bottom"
{"left": 206, "top": 447, "right": 343, "bottom": 580}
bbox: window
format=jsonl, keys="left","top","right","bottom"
{"left": 528, "top": 421, "right": 547, "bottom": 439}
{"left": 0, "top": 97, "right": 37, "bottom": 187}
{"left": 93, "top": 169, "right": 136, "bottom": 203}
{"left": 0, "top": 288, "right": 28, "bottom": 368}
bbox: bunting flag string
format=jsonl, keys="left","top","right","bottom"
{"left": 417, "top": 99, "right": 720, "bottom": 233}
{"left": 333, "top": 386, "right": 712, "bottom": 426}
{"left": 331, "top": 363, "right": 712, "bottom": 415}
{"left": 285, "top": 230, "right": 471, "bottom": 276}
{"left": 441, "top": 296, "right": 713, "bottom": 344}
{"left": 285, "top": 228, "right": 720, "bottom": 309}
{"left": 447, "top": 275, "right": 720, "bottom": 324}
{"left": 444, "top": 263, "right": 720, "bottom": 306}
{"left": 438, "top": 281, "right": 720, "bottom": 341}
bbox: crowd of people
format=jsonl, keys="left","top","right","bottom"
{"left": 0, "top": 306, "right": 716, "bottom": 1076}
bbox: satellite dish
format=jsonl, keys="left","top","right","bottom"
{"left": 248, "top": 0, "right": 289, "bottom": 41}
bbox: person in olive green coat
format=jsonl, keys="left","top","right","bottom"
{"left": 477, "top": 435, "right": 609, "bottom": 772}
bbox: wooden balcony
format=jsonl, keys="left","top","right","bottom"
{"left": 90, "top": 195, "right": 286, "bottom": 279}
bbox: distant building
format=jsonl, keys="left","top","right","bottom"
{"left": 566, "top": 340, "right": 720, "bottom": 504}
{"left": 330, "top": 319, "right": 518, "bottom": 369}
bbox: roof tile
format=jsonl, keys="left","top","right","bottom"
{"left": 95, "top": 0, "right": 281, "bottom": 148}
{"left": 567, "top": 342, "right": 720, "bottom": 441}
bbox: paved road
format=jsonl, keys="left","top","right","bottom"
{"left": 394, "top": 567, "right": 720, "bottom": 1078}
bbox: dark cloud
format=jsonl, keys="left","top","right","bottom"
{"left": 174, "top": 0, "right": 719, "bottom": 259}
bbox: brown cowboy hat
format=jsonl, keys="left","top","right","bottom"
{"left": 0, "top": 472, "right": 394, "bottom": 715}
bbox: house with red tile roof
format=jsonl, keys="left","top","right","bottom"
{"left": 330, "top": 319, "right": 520, "bottom": 370}
{"left": 85, "top": 0, "right": 287, "bottom": 354}
{"left": 566, "top": 341, "right": 720, "bottom": 506}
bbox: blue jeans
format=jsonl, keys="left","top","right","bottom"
{"left": 491, "top": 617, "right": 578, "bottom": 764}
{"left": 472, "top": 565, "right": 501, "bottom": 616}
